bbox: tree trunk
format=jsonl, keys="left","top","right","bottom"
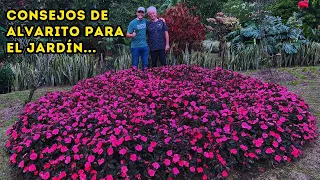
{"left": 24, "top": 88, "right": 36, "bottom": 106}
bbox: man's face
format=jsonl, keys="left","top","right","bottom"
{"left": 136, "top": 11, "right": 145, "bottom": 19}
{"left": 148, "top": 11, "right": 157, "bottom": 20}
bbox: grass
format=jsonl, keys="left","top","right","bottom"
{"left": 239, "top": 66, "right": 320, "bottom": 180}
{"left": 0, "top": 86, "right": 72, "bottom": 108}
{"left": 0, "top": 85, "right": 72, "bottom": 180}
{"left": 0, "top": 66, "right": 319, "bottom": 180}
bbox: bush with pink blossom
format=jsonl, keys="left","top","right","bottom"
{"left": 6, "top": 65, "right": 317, "bottom": 179}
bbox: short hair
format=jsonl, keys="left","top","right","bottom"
{"left": 147, "top": 6, "right": 157, "bottom": 14}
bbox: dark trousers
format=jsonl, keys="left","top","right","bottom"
{"left": 150, "top": 49, "right": 167, "bottom": 67}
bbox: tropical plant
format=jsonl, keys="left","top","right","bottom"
{"left": 229, "top": 13, "right": 307, "bottom": 56}
{"left": 207, "top": 12, "right": 240, "bottom": 68}
{"left": 270, "top": 0, "right": 320, "bottom": 39}
{"left": 163, "top": 3, "right": 206, "bottom": 54}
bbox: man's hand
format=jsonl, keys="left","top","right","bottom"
{"left": 159, "top": 17, "right": 166, "bottom": 23}
{"left": 131, "top": 31, "right": 136, "bottom": 38}
{"left": 126, "top": 30, "right": 136, "bottom": 38}
{"left": 165, "top": 44, "right": 170, "bottom": 51}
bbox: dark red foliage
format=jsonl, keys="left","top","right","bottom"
{"left": 162, "top": 3, "right": 206, "bottom": 53}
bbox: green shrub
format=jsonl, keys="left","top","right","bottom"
{"left": 0, "top": 62, "right": 15, "bottom": 94}
{"left": 229, "top": 13, "right": 307, "bottom": 55}
{"left": 223, "top": 0, "right": 257, "bottom": 23}
{"left": 270, "top": 0, "right": 320, "bottom": 39}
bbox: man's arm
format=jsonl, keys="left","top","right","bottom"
{"left": 165, "top": 31, "right": 170, "bottom": 51}
{"left": 126, "top": 22, "right": 136, "bottom": 38}
{"left": 126, "top": 30, "right": 136, "bottom": 38}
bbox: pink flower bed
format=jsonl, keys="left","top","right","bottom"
{"left": 6, "top": 65, "right": 317, "bottom": 179}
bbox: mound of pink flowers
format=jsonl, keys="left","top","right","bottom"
{"left": 6, "top": 65, "right": 317, "bottom": 180}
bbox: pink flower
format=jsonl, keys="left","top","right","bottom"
{"left": 130, "top": 154, "right": 137, "bottom": 161}
{"left": 150, "top": 103, "right": 156, "bottom": 109}
{"left": 33, "top": 134, "right": 40, "bottom": 140}
{"left": 223, "top": 124, "right": 230, "bottom": 133}
{"left": 119, "top": 148, "right": 127, "bottom": 155}
{"left": 241, "top": 122, "right": 252, "bottom": 130}
{"left": 140, "top": 136, "right": 147, "bottom": 142}
{"left": 164, "top": 159, "right": 171, "bottom": 166}
{"left": 52, "top": 129, "right": 59, "bottom": 135}
{"left": 297, "top": 115, "right": 303, "bottom": 121}
{"left": 107, "top": 147, "right": 114, "bottom": 155}
{"left": 248, "top": 152, "right": 257, "bottom": 158}
{"left": 164, "top": 137, "right": 171, "bottom": 144}
{"left": 148, "top": 169, "right": 156, "bottom": 177}
{"left": 275, "top": 155, "right": 281, "bottom": 162}
{"left": 72, "top": 146, "right": 79, "bottom": 153}
{"left": 30, "top": 152, "right": 38, "bottom": 160}
{"left": 59, "top": 171, "right": 67, "bottom": 179}
{"left": 197, "top": 167, "right": 203, "bottom": 173}
{"left": 40, "top": 171, "right": 50, "bottom": 180}
{"left": 167, "top": 150, "right": 173, "bottom": 156}
{"left": 230, "top": 149, "right": 238, "bottom": 154}
{"left": 291, "top": 145, "right": 301, "bottom": 158}
{"left": 106, "top": 175, "right": 113, "bottom": 180}
{"left": 65, "top": 156, "right": 71, "bottom": 164}
{"left": 190, "top": 166, "right": 196, "bottom": 172}
{"left": 150, "top": 142, "right": 157, "bottom": 147}
{"left": 253, "top": 138, "right": 264, "bottom": 147}
{"left": 272, "top": 141, "right": 279, "bottom": 148}
{"left": 262, "top": 133, "right": 268, "bottom": 138}
{"left": 240, "top": 144, "right": 248, "bottom": 151}
{"left": 152, "top": 162, "right": 160, "bottom": 169}
{"left": 148, "top": 146, "right": 154, "bottom": 152}
{"left": 28, "top": 164, "right": 36, "bottom": 172}
{"left": 121, "top": 166, "right": 128, "bottom": 174}
{"left": 172, "top": 154, "right": 180, "bottom": 163}
{"left": 88, "top": 155, "right": 95, "bottom": 162}
{"left": 61, "top": 146, "right": 68, "bottom": 153}
{"left": 261, "top": 124, "right": 268, "bottom": 130}
{"left": 222, "top": 170, "right": 228, "bottom": 177}
{"left": 172, "top": 167, "right": 180, "bottom": 175}
{"left": 135, "top": 145, "right": 143, "bottom": 151}
{"left": 98, "top": 158, "right": 104, "bottom": 165}
{"left": 18, "top": 160, "right": 24, "bottom": 168}
{"left": 85, "top": 162, "right": 91, "bottom": 171}
{"left": 265, "top": 148, "right": 275, "bottom": 154}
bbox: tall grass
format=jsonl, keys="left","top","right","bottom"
{"left": 114, "top": 44, "right": 132, "bottom": 72}
{"left": 227, "top": 42, "right": 320, "bottom": 71}
{"left": 12, "top": 54, "right": 96, "bottom": 90}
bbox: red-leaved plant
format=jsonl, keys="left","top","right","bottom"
{"left": 6, "top": 65, "right": 317, "bottom": 179}
{"left": 163, "top": 3, "right": 206, "bottom": 54}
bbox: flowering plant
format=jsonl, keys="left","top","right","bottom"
{"left": 6, "top": 65, "right": 317, "bottom": 179}
{"left": 298, "top": 0, "right": 309, "bottom": 9}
